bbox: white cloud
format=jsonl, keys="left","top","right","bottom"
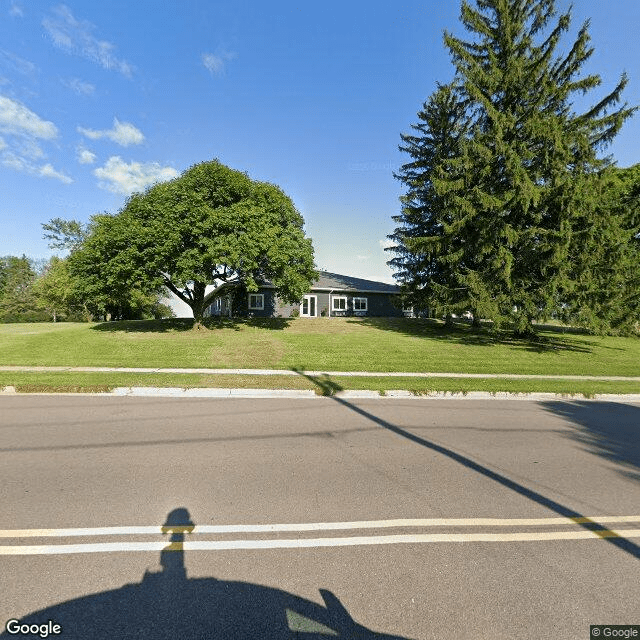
{"left": 0, "top": 96, "right": 71, "bottom": 183}
{"left": 42, "top": 5, "right": 133, "bottom": 77}
{"left": 1, "top": 151, "right": 72, "bottom": 184}
{"left": 94, "top": 156, "right": 178, "bottom": 194}
{"left": 39, "top": 163, "right": 73, "bottom": 184}
{"left": 202, "top": 51, "right": 236, "bottom": 76}
{"left": 14, "top": 137, "right": 45, "bottom": 160}
{"left": 64, "top": 77, "right": 95, "bottom": 96}
{"left": 1, "top": 150, "right": 27, "bottom": 171}
{"left": 356, "top": 255, "right": 370, "bottom": 261}
{"left": 0, "top": 95, "right": 57, "bottom": 139}
{"left": 78, "top": 118, "right": 144, "bottom": 146}
{"left": 9, "top": 2, "right": 24, "bottom": 17}
{"left": 0, "top": 96, "right": 74, "bottom": 184}
{"left": 77, "top": 147, "right": 96, "bottom": 164}
{"left": 379, "top": 239, "right": 395, "bottom": 250}
{"left": 0, "top": 49, "right": 36, "bottom": 76}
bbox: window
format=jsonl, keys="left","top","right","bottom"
{"left": 353, "top": 297, "right": 368, "bottom": 311}
{"left": 248, "top": 293, "right": 264, "bottom": 310}
{"left": 332, "top": 296, "right": 347, "bottom": 311}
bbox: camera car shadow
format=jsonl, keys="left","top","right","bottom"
{"left": 1, "top": 508, "right": 412, "bottom": 640}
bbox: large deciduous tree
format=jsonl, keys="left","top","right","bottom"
{"left": 390, "top": 0, "right": 636, "bottom": 335}
{"left": 32, "top": 256, "right": 76, "bottom": 322}
{"left": 69, "top": 160, "right": 316, "bottom": 324}
{"left": 0, "top": 255, "right": 44, "bottom": 321}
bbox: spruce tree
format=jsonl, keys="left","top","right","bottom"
{"left": 392, "top": 0, "right": 635, "bottom": 335}
{"left": 389, "top": 83, "right": 472, "bottom": 321}
{"left": 562, "top": 164, "right": 640, "bottom": 334}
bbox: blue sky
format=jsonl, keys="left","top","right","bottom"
{"left": 1, "top": 0, "right": 639, "bottom": 288}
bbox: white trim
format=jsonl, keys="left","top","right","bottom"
{"left": 248, "top": 293, "right": 264, "bottom": 310}
{"left": 332, "top": 296, "right": 347, "bottom": 311}
{"left": 314, "top": 287, "right": 398, "bottom": 294}
{"left": 301, "top": 294, "right": 317, "bottom": 317}
{"left": 353, "top": 297, "right": 368, "bottom": 312}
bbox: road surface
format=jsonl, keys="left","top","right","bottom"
{"left": 1, "top": 396, "right": 639, "bottom": 639}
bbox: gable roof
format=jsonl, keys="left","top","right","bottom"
{"left": 310, "top": 271, "right": 399, "bottom": 293}
{"left": 203, "top": 270, "right": 399, "bottom": 306}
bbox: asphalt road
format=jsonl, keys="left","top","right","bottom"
{"left": 1, "top": 396, "right": 639, "bottom": 639}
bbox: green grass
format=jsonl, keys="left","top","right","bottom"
{"left": 0, "top": 318, "right": 639, "bottom": 397}
{"left": 1, "top": 372, "right": 639, "bottom": 396}
{"left": 1, "top": 317, "right": 640, "bottom": 374}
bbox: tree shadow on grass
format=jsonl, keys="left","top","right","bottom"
{"left": 345, "top": 318, "right": 605, "bottom": 354}
{"left": 1, "top": 508, "right": 411, "bottom": 640}
{"left": 91, "top": 318, "right": 291, "bottom": 333}
{"left": 291, "top": 366, "right": 344, "bottom": 396}
{"left": 91, "top": 318, "right": 196, "bottom": 333}
{"left": 541, "top": 401, "right": 640, "bottom": 484}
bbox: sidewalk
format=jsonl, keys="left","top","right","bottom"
{"left": 1, "top": 365, "right": 639, "bottom": 381}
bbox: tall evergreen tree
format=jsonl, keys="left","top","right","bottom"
{"left": 391, "top": 0, "right": 635, "bottom": 335}
{"left": 562, "top": 164, "right": 640, "bottom": 334}
{"left": 389, "top": 83, "right": 472, "bottom": 321}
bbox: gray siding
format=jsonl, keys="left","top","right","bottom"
{"left": 276, "top": 290, "right": 403, "bottom": 318}
{"left": 325, "top": 291, "right": 402, "bottom": 317}
{"left": 204, "top": 274, "right": 405, "bottom": 319}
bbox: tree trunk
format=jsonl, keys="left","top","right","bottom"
{"left": 190, "top": 281, "right": 207, "bottom": 329}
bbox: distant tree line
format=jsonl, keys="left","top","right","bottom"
{"left": 388, "top": 0, "right": 639, "bottom": 335}
{"left": 0, "top": 250, "right": 175, "bottom": 323}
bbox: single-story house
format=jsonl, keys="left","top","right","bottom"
{"left": 203, "top": 271, "right": 411, "bottom": 318}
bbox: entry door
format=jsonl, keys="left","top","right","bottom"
{"left": 301, "top": 295, "right": 317, "bottom": 317}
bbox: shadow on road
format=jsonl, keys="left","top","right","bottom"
{"left": 1, "top": 508, "right": 411, "bottom": 640}
{"left": 540, "top": 401, "right": 640, "bottom": 483}
{"left": 294, "top": 371, "right": 640, "bottom": 561}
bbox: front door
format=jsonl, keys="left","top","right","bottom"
{"left": 301, "top": 295, "right": 317, "bottom": 317}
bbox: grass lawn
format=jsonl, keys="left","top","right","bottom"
{"left": 0, "top": 318, "right": 638, "bottom": 394}
{"left": 1, "top": 372, "right": 639, "bottom": 396}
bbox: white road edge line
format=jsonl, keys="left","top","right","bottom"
{"left": 1, "top": 516, "right": 639, "bottom": 538}
{"left": 1, "top": 529, "right": 640, "bottom": 555}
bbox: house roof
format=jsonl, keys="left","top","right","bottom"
{"left": 204, "top": 270, "right": 399, "bottom": 305}
{"left": 310, "top": 271, "right": 399, "bottom": 293}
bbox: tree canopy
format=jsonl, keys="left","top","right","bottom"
{"left": 69, "top": 160, "right": 317, "bottom": 323}
{"left": 0, "top": 255, "right": 47, "bottom": 322}
{"left": 389, "top": 0, "right": 637, "bottom": 335}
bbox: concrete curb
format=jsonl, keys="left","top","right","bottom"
{"left": 2, "top": 386, "right": 640, "bottom": 402}
{"left": 111, "top": 387, "right": 317, "bottom": 398}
